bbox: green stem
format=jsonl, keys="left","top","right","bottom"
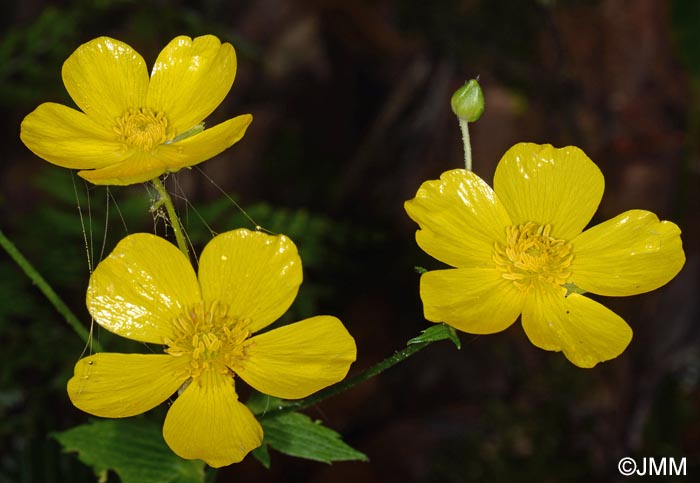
{"left": 0, "top": 229, "right": 102, "bottom": 352}
{"left": 459, "top": 118, "right": 472, "bottom": 171}
{"left": 151, "top": 177, "right": 189, "bottom": 259}
{"left": 259, "top": 340, "right": 433, "bottom": 419}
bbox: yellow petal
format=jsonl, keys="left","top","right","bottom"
{"left": 235, "top": 316, "right": 356, "bottom": 399}
{"left": 405, "top": 169, "right": 511, "bottom": 268}
{"left": 78, "top": 115, "right": 252, "bottom": 185}
{"left": 198, "top": 229, "right": 302, "bottom": 334}
{"left": 521, "top": 284, "right": 632, "bottom": 368}
{"left": 77, "top": 151, "right": 168, "bottom": 185}
{"left": 154, "top": 114, "right": 252, "bottom": 171}
{"left": 571, "top": 210, "right": 685, "bottom": 296}
{"left": 20, "top": 103, "right": 128, "bottom": 169}
{"left": 67, "top": 353, "right": 189, "bottom": 418}
{"left": 420, "top": 268, "right": 525, "bottom": 334}
{"left": 494, "top": 143, "right": 604, "bottom": 241}
{"left": 87, "top": 233, "right": 201, "bottom": 343}
{"left": 62, "top": 37, "right": 149, "bottom": 129}
{"left": 147, "top": 35, "right": 237, "bottom": 134}
{"left": 163, "top": 370, "right": 262, "bottom": 467}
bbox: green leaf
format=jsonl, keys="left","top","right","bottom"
{"left": 414, "top": 266, "right": 428, "bottom": 274}
{"left": 251, "top": 444, "right": 271, "bottom": 469}
{"left": 408, "top": 323, "right": 461, "bottom": 349}
{"left": 52, "top": 418, "right": 205, "bottom": 483}
{"left": 246, "top": 391, "right": 291, "bottom": 416}
{"left": 259, "top": 412, "right": 368, "bottom": 465}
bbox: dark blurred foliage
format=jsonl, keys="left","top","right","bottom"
{"left": 1, "top": 0, "right": 699, "bottom": 482}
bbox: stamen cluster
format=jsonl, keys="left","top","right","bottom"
{"left": 115, "top": 108, "right": 170, "bottom": 152}
{"left": 165, "top": 300, "right": 251, "bottom": 379}
{"left": 493, "top": 222, "right": 574, "bottom": 291}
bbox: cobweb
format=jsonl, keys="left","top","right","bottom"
{"left": 72, "top": 168, "right": 264, "bottom": 358}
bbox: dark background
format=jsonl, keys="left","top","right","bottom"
{"left": 1, "top": 0, "right": 698, "bottom": 482}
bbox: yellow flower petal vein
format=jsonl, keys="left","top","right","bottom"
{"left": 571, "top": 209, "right": 685, "bottom": 296}
{"left": 237, "top": 316, "right": 357, "bottom": 399}
{"left": 494, "top": 143, "right": 604, "bottom": 240}
{"left": 70, "top": 228, "right": 356, "bottom": 467}
{"left": 405, "top": 169, "right": 511, "bottom": 268}
{"left": 406, "top": 142, "right": 684, "bottom": 367}
{"left": 21, "top": 34, "right": 250, "bottom": 185}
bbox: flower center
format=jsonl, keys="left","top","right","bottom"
{"left": 492, "top": 222, "right": 574, "bottom": 291}
{"left": 115, "top": 108, "right": 170, "bottom": 152}
{"left": 164, "top": 300, "right": 251, "bottom": 379}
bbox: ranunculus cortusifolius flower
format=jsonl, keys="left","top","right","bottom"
{"left": 405, "top": 143, "right": 685, "bottom": 368}
{"left": 21, "top": 35, "right": 251, "bottom": 185}
{"left": 67, "top": 229, "right": 356, "bottom": 467}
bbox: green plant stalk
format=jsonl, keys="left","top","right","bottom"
{"left": 259, "top": 340, "right": 433, "bottom": 419}
{"left": 151, "top": 177, "right": 189, "bottom": 259}
{"left": 0, "top": 228, "right": 102, "bottom": 352}
{"left": 459, "top": 118, "right": 472, "bottom": 171}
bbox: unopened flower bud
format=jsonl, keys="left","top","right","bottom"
{"left": 451, "top": 79, "right": 484, "bottom": 122}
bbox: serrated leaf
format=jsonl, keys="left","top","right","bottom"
{"left": 52, "top": 419, "right": 205, "bottom": 483}
{"left": 408, "top": 323, "right": 461, "bottom": 349}
{"left": 259, "top": 412, "right": 368, "bottom": 465}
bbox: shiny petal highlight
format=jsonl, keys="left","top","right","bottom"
{"left": 20, "top": 103, "right": 128, "bottom": 169}
{"left": 155, "top": 114, "right": 252, "bottom": 172}
{"left": 406, "top": 142, "right": 682, "bottom": 367}
{"left": 198, "top": 229, "right": 302, "bottom": 334}
{"left": 67, "top": 353, "right": 189, "bottom": 418}
{"left": 22, "top": 35, "right": 249, "bottom": 186}
{"left": 237, "top": 316, "right": 357, "bottom": 399}
{"left": 522, "top": 285, "right": 632, "bottom": 368}
{"left": 148, "top": 35, "right": 237, "bottom": 134}
{"left": 163, "top": 370, "right": 263, "bottom": 467}
{"left": 62, "top": 36, "right": 149, "bottom": 129}
{"left": 77, "top": 150, "right": 169, "bottom": 185}
{"left": 405, "top": 169, "right": 512, "bottom": 268}
{"left": 87, "top": 233, "right": 201, "bottom": 343}
{"left": 420, "top": 268, "right": 525, "bottom": 333}
{"left": 571, "top": 210, "right": 685, "bottom": 296}
{"left": 494, "top": 143, "right": 604, "bottom": 240}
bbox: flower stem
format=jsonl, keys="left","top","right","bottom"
{"left": 151, "top": 177, "right": 189, "bottom": 259}
{"left": 259, "top": 339, "right": 435, "bottom": 419}
{"left": 451, "top": 78, "right": 483, "bottom": 171}
{"left": 459, "top": 118, "right": 472, "bottom": 171}
{"left": 0, "top": 228, "right": 103, "bottom": 352}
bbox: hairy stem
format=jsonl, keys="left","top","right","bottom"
{"left": 151, "top": 177, "right": 189, "bottom": 259}
{"left": 259, "top": 340, "right": 434, "bottom": 419}
{"left": 0, "top": 229, "right": 102, "bottom": 351}
{"left": 459, "top": 118, "right": 472, "bottom": 171}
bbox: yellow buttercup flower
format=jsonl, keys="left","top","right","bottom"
{"left": 20, "top": 35, "right": 251, "bottom": 185}
{"left": 67, "top": 229, "right": 356, "bottom": 467}
{"left": 405, "top": 143, "right": 685, "bottom": 368}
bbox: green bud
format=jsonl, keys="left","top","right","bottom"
{"left": 451, "top": 79, "right": 484, "bottom": 122}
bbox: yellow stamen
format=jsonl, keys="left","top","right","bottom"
{"left": 164, "top": 300, "right": 252, "bottom": 380}
{"left": 493, "top": 222, "right": 573, "bottom": 291}
{"left": 115, "top": 108, "right": 170, "bottom": 151}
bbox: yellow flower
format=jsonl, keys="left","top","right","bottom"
{"left": 67, "top": 229, "right": 356, "bottom": 467}
{"left": 20, "top": 35, "right": 251, "bottom": 185}
{"left": 405, "top": 143, "right": 685, "bottom": 368}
